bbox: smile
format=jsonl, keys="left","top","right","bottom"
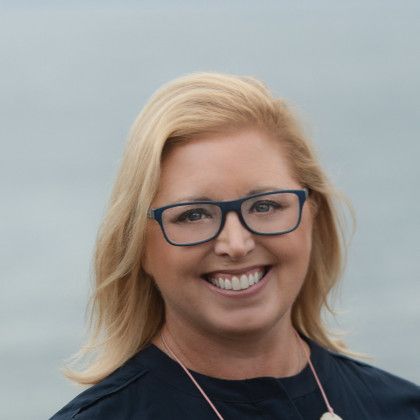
{"left": 204, "top": 267, "right": 268, "bottom": 291}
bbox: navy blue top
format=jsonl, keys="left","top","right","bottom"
{"left": 50, "top": 336, "right": 420, "bottom": 419}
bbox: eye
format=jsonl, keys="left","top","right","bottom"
{"left": 175, "top": 208, "right": 213, "bottom": 223}
{"left": 249, "top": 200, "right": 282, "bottom": 213}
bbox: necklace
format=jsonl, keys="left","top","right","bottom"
{"left": 160, "top": 330, "right": 343, "bottom": 420}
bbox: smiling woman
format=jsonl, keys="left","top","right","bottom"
{"left": 50, "top": 73, "right": 420, "bottom": 420}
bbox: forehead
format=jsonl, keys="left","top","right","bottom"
{"left": 155, "top": 129, "right": 298, "bottom": 204}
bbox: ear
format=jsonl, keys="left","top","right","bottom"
{"left": 141, "top": 248, "right": 152, "bottom": 278}
{"left": 302, "top": 194, "right": 318, "bottom": 237}
{"left": 306, "top": 191, "right": 319, "bottom": 218}
{"left": 141, "top": 219, "right": 156, "bottom": 278}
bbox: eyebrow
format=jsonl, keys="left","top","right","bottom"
{"left": 172, "top": 186, "right": 286, "bottom": 203}
{"left": 247, "top": 186, "right": 284, "bottom": 195}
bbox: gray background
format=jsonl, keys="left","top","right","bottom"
{"left": 1, "top": 1, "right": 419, "bottom": 419}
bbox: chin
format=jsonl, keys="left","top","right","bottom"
{"left": 207, "top": 309, "right": 289, "bottom": 341}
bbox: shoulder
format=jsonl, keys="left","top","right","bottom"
{"left": 49, "top": 350, "right": 152, "bottom": 420}
{"left": 324, "top": 346, "right": 420, "bottom": 414}
{"left": 329, "top": 348, "right": 419, "bottom": 390}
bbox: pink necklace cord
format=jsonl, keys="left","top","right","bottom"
{"left": 293, "top": 329, "right": 335, "bottom": 415}
{"left": 161, "top": 330, "right": 337, "bottom": 419}
{"left": 160, "top": 333, "right": 224, "bottom": 420}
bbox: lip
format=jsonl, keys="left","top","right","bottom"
{"left": 202, "top": 266, "right": 272, "bottom": 298}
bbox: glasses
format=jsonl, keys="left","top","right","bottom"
{"left": 148, "top": 189, "right": 308, "bottom": 246}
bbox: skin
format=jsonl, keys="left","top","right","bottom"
{"left": 144, "top": 128, "right": 314, "bottom": 380}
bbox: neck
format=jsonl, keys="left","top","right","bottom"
{"left": 152, "top": 314, "right": 310, "bottom": 380}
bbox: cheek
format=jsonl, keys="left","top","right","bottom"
{"left": 267, "top": 224, "right": 312, "bottom": 261}
{"left": 266, "top": 214, "right": 313, "bottom": 284}
{"left": 271, "top": 201, "right": 313, "bottom": 253}
{"left": 143, "top": 223, "right": 207, "bottom": 287}
{"left": 143, "top": 223, "right": 176, "bottom": 283}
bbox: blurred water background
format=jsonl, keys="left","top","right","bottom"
{"left": 1, "top": 1, "right": 419, "bottom": 419}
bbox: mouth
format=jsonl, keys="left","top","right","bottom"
{"left": 202, "top": 266, "right": 270, "bottom": 292}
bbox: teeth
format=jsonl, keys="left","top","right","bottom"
{"left": 231, "top": 276, "right": 241, "bottom": 290}
{"left": 240, "top": 275, "right": 248, "bottom": 289}
{"left": 208, "top": 269, "right": 266, "bottom": 291}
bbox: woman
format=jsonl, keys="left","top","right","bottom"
{"left": 50, "top": 73, "right": 420, "bottom": 419}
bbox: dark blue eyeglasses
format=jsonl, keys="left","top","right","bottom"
{"left": 147, "top": 189, "right": 308, "bottom": 246}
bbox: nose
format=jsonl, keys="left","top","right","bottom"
{"left": 213, "top": 212, "right": 256, "bottom": 259}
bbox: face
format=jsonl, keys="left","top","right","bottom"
{"left": 144, "top": 128, "right": 314, "bottom": 339}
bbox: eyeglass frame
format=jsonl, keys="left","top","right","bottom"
{"left": 147, "top": 188, "right": 309, "bottom": 246}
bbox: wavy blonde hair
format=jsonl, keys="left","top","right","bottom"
{"left": 63, "top": 72, "right": 356, "bottom": 386}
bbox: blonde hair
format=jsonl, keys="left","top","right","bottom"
{"left": 63, "top": 72, "right": 357, "bottom": 386}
